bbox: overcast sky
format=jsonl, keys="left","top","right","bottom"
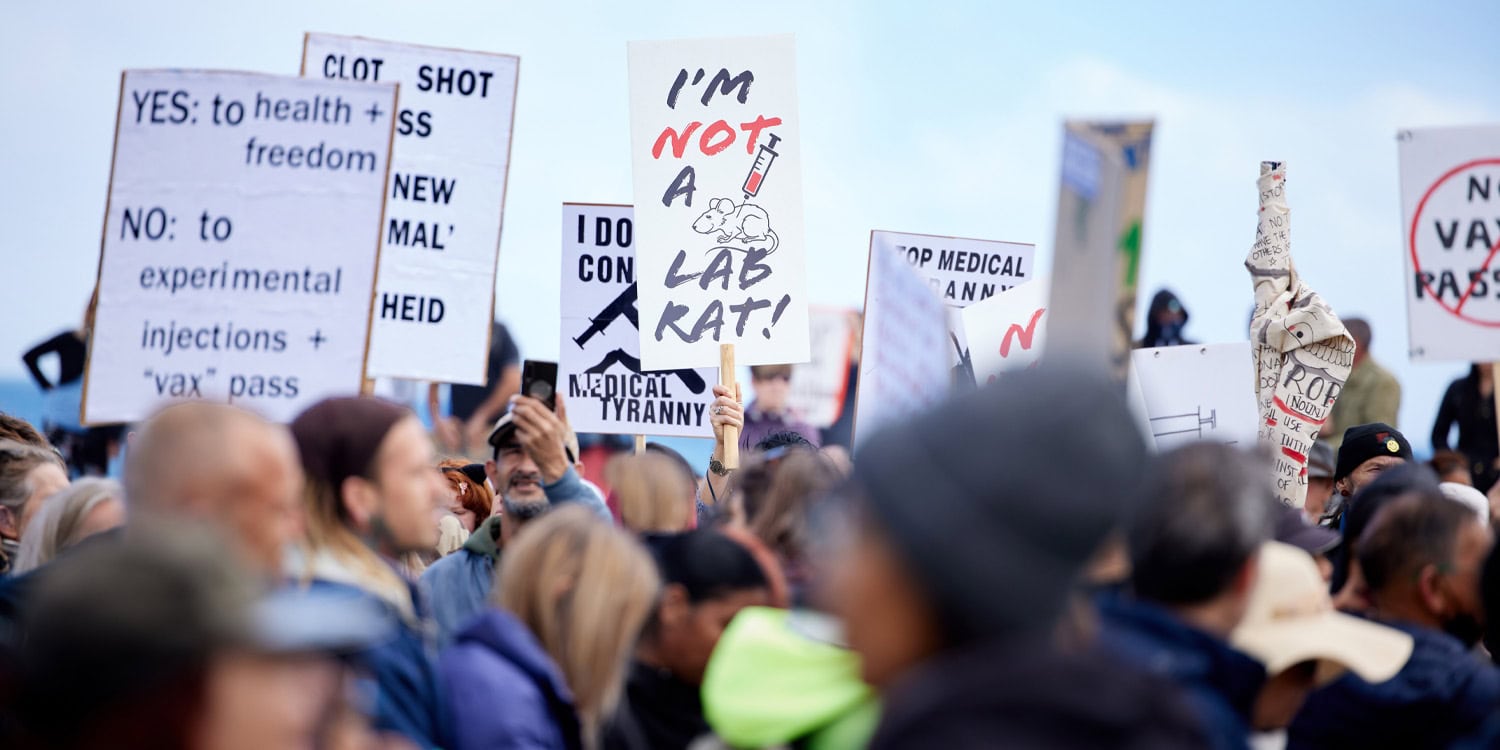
{"left": 3, "top": 0, "right": 1497, "bottom": 448}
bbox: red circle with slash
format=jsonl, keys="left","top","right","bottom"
{"left": 1410, "top": 157, "right": 1500, "bottom": 326}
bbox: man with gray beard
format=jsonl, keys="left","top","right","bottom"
{"left": 421, "top": 393, "right": 606, "bottom": 645}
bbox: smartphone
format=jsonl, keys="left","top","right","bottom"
{"left": 521, "top": 360, "right": 559, "bottom": 411}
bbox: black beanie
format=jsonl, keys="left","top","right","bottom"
{"left": 1333, "top": 423, "right": 1412, "bottom": 484}
{"left": 853, "top": 364, "right": 1147, "bottom": 643}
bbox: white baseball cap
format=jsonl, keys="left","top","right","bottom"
{"left": 1232, "top": 541, "right": 1413, "bottom": 685}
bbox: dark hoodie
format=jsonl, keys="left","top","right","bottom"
{"left": 1139, "top": 289, "right": 1194, "bottom": 348}
{"left": 870, "top": 634, "right": 1209, "bottom": 750}
{"left": 438, "top": 608, "right": 583, "bottom": 750}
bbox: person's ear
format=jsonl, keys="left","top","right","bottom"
{"left": 1416, "top": 563, "right": 1447, "bottom": 618}
{"left": 0, "top": 506, "right": 16, "bottom": 540}
{"left": 1336, "top": 478, "right": 1352, "bottom": 498}
{"left": 341, "top": 475, "right": 378, "bottom": 532}
{"left": 659, "top": 584, "right": 691, "bottom": 629}
{"left": 485, "top": 459, "right": 499, "bottom": 485}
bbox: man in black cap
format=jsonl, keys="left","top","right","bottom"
{"left": 827, "top": 365, "right": 1206, "bottom": 749}
{"left": 1331, "top": 422, "right": 1413, "bottom": 517}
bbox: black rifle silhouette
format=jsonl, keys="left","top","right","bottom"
{"left": 950, "top": 331, "right": 976, "bottom": 390}
{"left": 573, "top": 285, "right": 638, "bottom": 349}
{"left": 584, "top": 349, "right": 707, "bottom": 395}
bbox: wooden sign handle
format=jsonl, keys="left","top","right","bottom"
{"left": 634, "top": 434, "right": 647, "bottom": 454}
{"left": 720, "top": 343, "right": 740, "bottom": 469}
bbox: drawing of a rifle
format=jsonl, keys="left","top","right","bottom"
{"left": 573, "top": 284, "right": 639, "bottom": 348}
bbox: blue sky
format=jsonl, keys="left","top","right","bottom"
{"left": 2, "top": 0, "right": 1497, "bottom": 448}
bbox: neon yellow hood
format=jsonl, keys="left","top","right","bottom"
{"left": 701, "top": 607, "right": 879, "bottom": 749}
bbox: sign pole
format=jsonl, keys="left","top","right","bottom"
{"left": 720, "top": 343, "right": 740, "bottom": 469}
{"left": 634, "top": 434, "right": 647, "bottom": 454}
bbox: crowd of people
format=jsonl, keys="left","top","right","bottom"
{"left": 3, "top": 295, "right": 1500, "bottom": 749}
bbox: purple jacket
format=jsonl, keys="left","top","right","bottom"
{"left": 439, "top": 608, "right": 583, "bottom": 750}
{"left": 739, "top": 403, "right": 822, "bottom": 452}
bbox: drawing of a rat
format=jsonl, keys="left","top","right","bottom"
{"left": 691, "top": 197, "right": 779, "bottom": 252}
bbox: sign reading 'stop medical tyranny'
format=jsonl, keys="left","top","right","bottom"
{"left": 627, "top": 34, "right": 810, "bottom": 371}
{"left": 83, "top": 70, "right": 395, "bottom": 424}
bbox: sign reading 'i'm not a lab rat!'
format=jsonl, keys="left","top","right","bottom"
{"left": 627, "top": 34, "right": 810, "bottom": 371}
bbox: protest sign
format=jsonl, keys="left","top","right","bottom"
{"left": 1247, "top": 162, "right": 1354, "bottom": 508}
{"left": 302, "top": 34, "right": 519, "bottom": 384}
{"left": 83, "top": 70, "right": 395, "bottom": 424}
{"left": 1397, "top": 125, "right": 1500, "bottom": 362}
{"left": 871, "top": 231, "right": 1034, "bottom": 385}
{"left": 852, "top": 237, "right": 950, "bottom": 446}
{"left": 560, "top": 203, "right": 716, "bottom": 437}
{"left": 627, "top": 34, "right": 809, "bottom": 371}
{"left": 786, "top": 307, "right": 856, "bottom": 429}
{"left": 1046, "top": 121, "right": 1154, "bottom": 378}
{"left": 1127, "top": 343, "right": 1260, "bottom": 452}
{"left": 962, "top": 276, "right": 1049, "bottom": 382}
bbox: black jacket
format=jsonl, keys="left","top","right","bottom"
{"left": 1432, "top": 367, "right": 1499, "bottom": 490}
{"left": 869, "top": 635, "right": 1209, "bottom": 750}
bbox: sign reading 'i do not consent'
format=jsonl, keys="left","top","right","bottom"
{"left": 303, "top": 34, "right": 520, "bottom": 384}
{"left": 83, "top": 70, "right": 396, "bottom": 424}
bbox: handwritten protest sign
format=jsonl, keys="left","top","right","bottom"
{"left": 1046, "top": 121, "right": 1153, "bottom": 378}
{"left": 787, "top": 307, "right": 856, "bottom": 428}
{"left": 1127, "top": 343, "right": 1259, "bottom": 452}
{"left": 962, "top": 276, "right": 1049, "bottom": 382}
{"left": 82, "top": 70, "right": 395, "bottom": 424}
{"left": 1397, "top": 125, "right": 1500, "bottom": 362}
{"left": 1247, "top": 162, "right": 1354, "bottom": 508}
{"left": 560, "top": 203, "right": 715, "bottom": 437}
{"left": 627, "top": 34, "right": 809, "bottom": 371}
{"left": 871, "top": 231, "right": 1034, "bottom": 385}
{"left": 852, "top": 237, "right": 950, "bottom": 446}
{"left": 302, "top": 34, "right": 519, "bottom": 384}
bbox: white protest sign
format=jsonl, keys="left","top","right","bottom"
{"left": 1397, "top": 125, "right": 1500, "bottom": 362}
{"left": 962, "top": 276, "right": 1049, "bottom": 382}
{"left": 871, "top": 231, "right": 1034, "bottom": 384}
{"left": 83, "top": 70, "right": 395, "bottom": 424}
{"left": 627, "top": 34, "right": 809, "bottom": 370}
{"left": 852, "top": 238, "right": 951, "bottom": 447}
{"left": 560, "top": 204, "right": 716, "bottom": 437}
{"left": 786, "top": 307, "right": 856, "bottom": 428}
{"left": 302, "top": 34, "right": 519, "bottom": 384}
{"left": 1127, "top": 343, "right": 1260, "bottom": 452}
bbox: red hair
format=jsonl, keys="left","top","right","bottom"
{"left": 439, "top": 458, "right": 493, "bottom": 520}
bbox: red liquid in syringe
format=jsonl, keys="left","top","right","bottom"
{"left": 740, "top": 133, "right": 781, "bottom": 199}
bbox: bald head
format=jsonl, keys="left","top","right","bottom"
{"left": 126, "top": 403, "right": 303, "bottom": 575}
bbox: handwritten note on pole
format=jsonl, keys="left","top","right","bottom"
{"left": 627, "top": 34, "right": 809, "bottom": 370}
{"left": 83, "top": 70, "right": 395, "bottom": 424}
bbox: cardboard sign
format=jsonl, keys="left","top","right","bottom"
{"left": 787, "top": 307, "right": 856, "bottom": 428}
{"left": 852, "top": 237, "right": 950, "bottom": 447}
{"left": 627, "top": 34, "right": 809, "bottom": 370}
{"left": 1397, "top": 125, "right": 1500, "bottom": 362}
{"left": 962, "top": 276, "right": 1049, "bottom": 382}
{"left": 1247, "top": 162, "right": 1354, "bottom": 508}
{"left": 560, "top": 204, "right": 716, "bottom": 437}
{"left": 82, "top": 70, "right": 395, "bottom": 424}
{"left": 1046, "top": 121, "right": 1154, "bottom": 378}
{"left": 1127, "top": 343, "right": 1260, "bottom": 452}
{"left": 302, "top": 34, "right": 519, "bottom": 384}
{"left": 871, "top": 231, "right": 1034, "bottom": 385}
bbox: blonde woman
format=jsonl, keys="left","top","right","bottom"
{"left": 440, "top": 505, "right": 660, "bottom": 750}
{"left": 0, "top": 439, "right": 70, "bottom": 574}
{"left": 606, "top": 452, "right": 695, "bottom": 533}
{"left": 12, "top": 477, "right": 124, "bottom": 573}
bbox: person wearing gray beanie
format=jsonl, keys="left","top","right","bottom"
{"left": 827, "top": 364, "right": 1206, "bottom": 750}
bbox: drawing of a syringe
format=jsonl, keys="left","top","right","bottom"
{"left": 742, "top": 133, "right": 782, "bottom": 199}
